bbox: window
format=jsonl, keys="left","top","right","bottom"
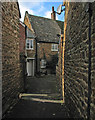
{"left": 26, "top": 39, "right": 33, "bottom": 49}
{"left": 41, "top": 59, "right": 46, "bottom": 68}
{"left": 51, "top": 44, "right": 58, "bottom": 51}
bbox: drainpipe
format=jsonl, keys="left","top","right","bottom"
{"left": 87, "top": 3, "right": 92, "bottom": 120}
{"left": 35, "top": 38, "right": 38, "bottom": 74}
{"left": 24, "top": 25, "right": 27, "bottom": 92}
{"left": 61, "top": 35, "right": 63, "bottom": 77}
{"left": 61, "top": 34, "right": 64, "bottom": 100}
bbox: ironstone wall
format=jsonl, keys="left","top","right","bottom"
{"left": 64, "top": 2, "right": 95, "bottom": 119}
{"left": 56, "top": 36, "right": 63, "bottom": 88}
{"left": 2, "top": 2, "right": 24, "bottom": 116}
{"left": 0, "top": 1, "right": 2, "bottom": 119}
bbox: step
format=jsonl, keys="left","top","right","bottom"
{"left": 19, "top": 93, "right": 63, "bottom": 103}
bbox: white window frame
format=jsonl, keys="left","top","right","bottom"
{"left": 41, "top": 59, "right": 46, "bottom": 69}
{"left": 26, "top": 39, "right": 34, "bottom": 50}
{"left": 51, "top": 44, "right": 58, "bottom": 51}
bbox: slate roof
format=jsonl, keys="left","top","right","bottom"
{"left": 27, "top": 13, "right": 62, "bottom": 43}
{"left": 56, "top": 20, "right": 64, "bottom": 34}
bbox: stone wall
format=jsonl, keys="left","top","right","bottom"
{"left": 64, "top": 2, "right": 95, "bottom": 119}
{"left": 2, "top": 2, "right": 24, "bottom": 116}
{"left": 56, "top": 35, "right": 63, "bottom": 88}
{"left": 0, "top": 1, "right": 2, "bottom": 119}
{"left": 19, "top": 22, "right": 26, "bottom": 91}
{"left": 37, "top": 42, "right": 58, "bottom": 74}
{"left": 19, "top": 22, "right": 25, "bottom": 55}
{"left": 26, "top": 39, "right": 36, "bottom": 58}
{"left": 90, "top": 3, "right": 95, "bottom": 118}
{"left": 38, "top": 42, "right": 58, "bottom": 61}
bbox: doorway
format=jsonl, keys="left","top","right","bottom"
{"left": 27, "top": 59, "right": 35, "bottom": 76}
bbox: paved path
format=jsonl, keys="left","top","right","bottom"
{"left": 25, "top": 74, "right": 62, "bottom": 100}
{"left": 3, "top": 75, "right": 71, "bottom": 119}
{"left": 4, "top": 100, "right": 70, "bottom": 118}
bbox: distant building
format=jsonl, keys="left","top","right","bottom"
{"left": 24, "top": 11, "right": 63, "bottom": 76}
{"left": 25, "top": 26, "right": 36, "bottom": 76}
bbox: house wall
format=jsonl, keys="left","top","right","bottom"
{"left": 56, "top": 35, "right": 63, "bottom": 89}
{"left": 63, "top": 2, "right": 95, "bottom": 119}
{"left": 26, "top": 39, "right": 36, "bottom": 58}
{"left": 19, "top": 22, "right": 25, "bottom": 55}
{"left": 2, "top": 2, "right": 24, "bottom": 116}
{"left": 24, "top": 12, "right": 36, "bottom": 57}
{"left": 38, "top": 42, "right": 58, "bottom": 61}
{"left": 24, "top": 14, "right": 37, "bottom": 75}
{"left": 26, "top": 39, "right": 36, "bottom": 76}
{"left": 37, "top": 42, "right": 58, "bottom": 73}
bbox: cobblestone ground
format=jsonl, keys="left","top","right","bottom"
{"left": 3, "top": 74, "right": 72, "bottom": 119}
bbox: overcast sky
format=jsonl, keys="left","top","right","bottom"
{"left": 18, "top": 1, "right": 65, "bottom": 22}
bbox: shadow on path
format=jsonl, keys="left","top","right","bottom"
{"left": 4, "top": 100, "right": 70, "bottom": 118}
{"left": 3, "top": 75, "right": 72, "bottom": 119}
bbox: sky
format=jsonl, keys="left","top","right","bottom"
{"left": 18, "top": 1, "right": 65, "bottom": 22}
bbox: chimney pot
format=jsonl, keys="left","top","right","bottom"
{"left": 52, "top": 6, "right": 54, "bottom": 12}
{"left": 51, "top": 6, "right": 56, "bottom": 20}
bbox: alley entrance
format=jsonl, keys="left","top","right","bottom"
{"left": 3, "top": 75, "right": 71, "bottom": 119}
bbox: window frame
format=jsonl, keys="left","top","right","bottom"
{"left": 51, "top": 44, "right": 58, "bottom": 51}
{"left": 26, "top": 39, "right": 34, "bottom": 50}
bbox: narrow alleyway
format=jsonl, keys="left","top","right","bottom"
{"left": 25, "top": 74, "right": 62, "bottom": 100}
{"left": 3, "top": 75, "right": 71, "bottom": 119}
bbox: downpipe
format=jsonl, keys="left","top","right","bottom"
{"left": 87, "top": 3, "right": 92, "bottom": 120}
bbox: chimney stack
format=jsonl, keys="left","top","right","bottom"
{"left": 51, "top": 6, "right": 56, "bottom": 20}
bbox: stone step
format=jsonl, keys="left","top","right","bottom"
{"left": 19, "top": 93, "right": 63, "bottom": 101}
{"left": 21, "top": 97, "right": 64, "bottom": 104}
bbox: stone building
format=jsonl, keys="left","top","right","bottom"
{"left": 24, "top": 11, "right": 63, "bottom": 76}
{"left": 58, "top": 1, "right": 95, "bottom": 119}
{"left": 25, "top": 26, "right": 36, "bottom": 76}
{"left": 2, "top": 2, "right": 24, "bottom": 116}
